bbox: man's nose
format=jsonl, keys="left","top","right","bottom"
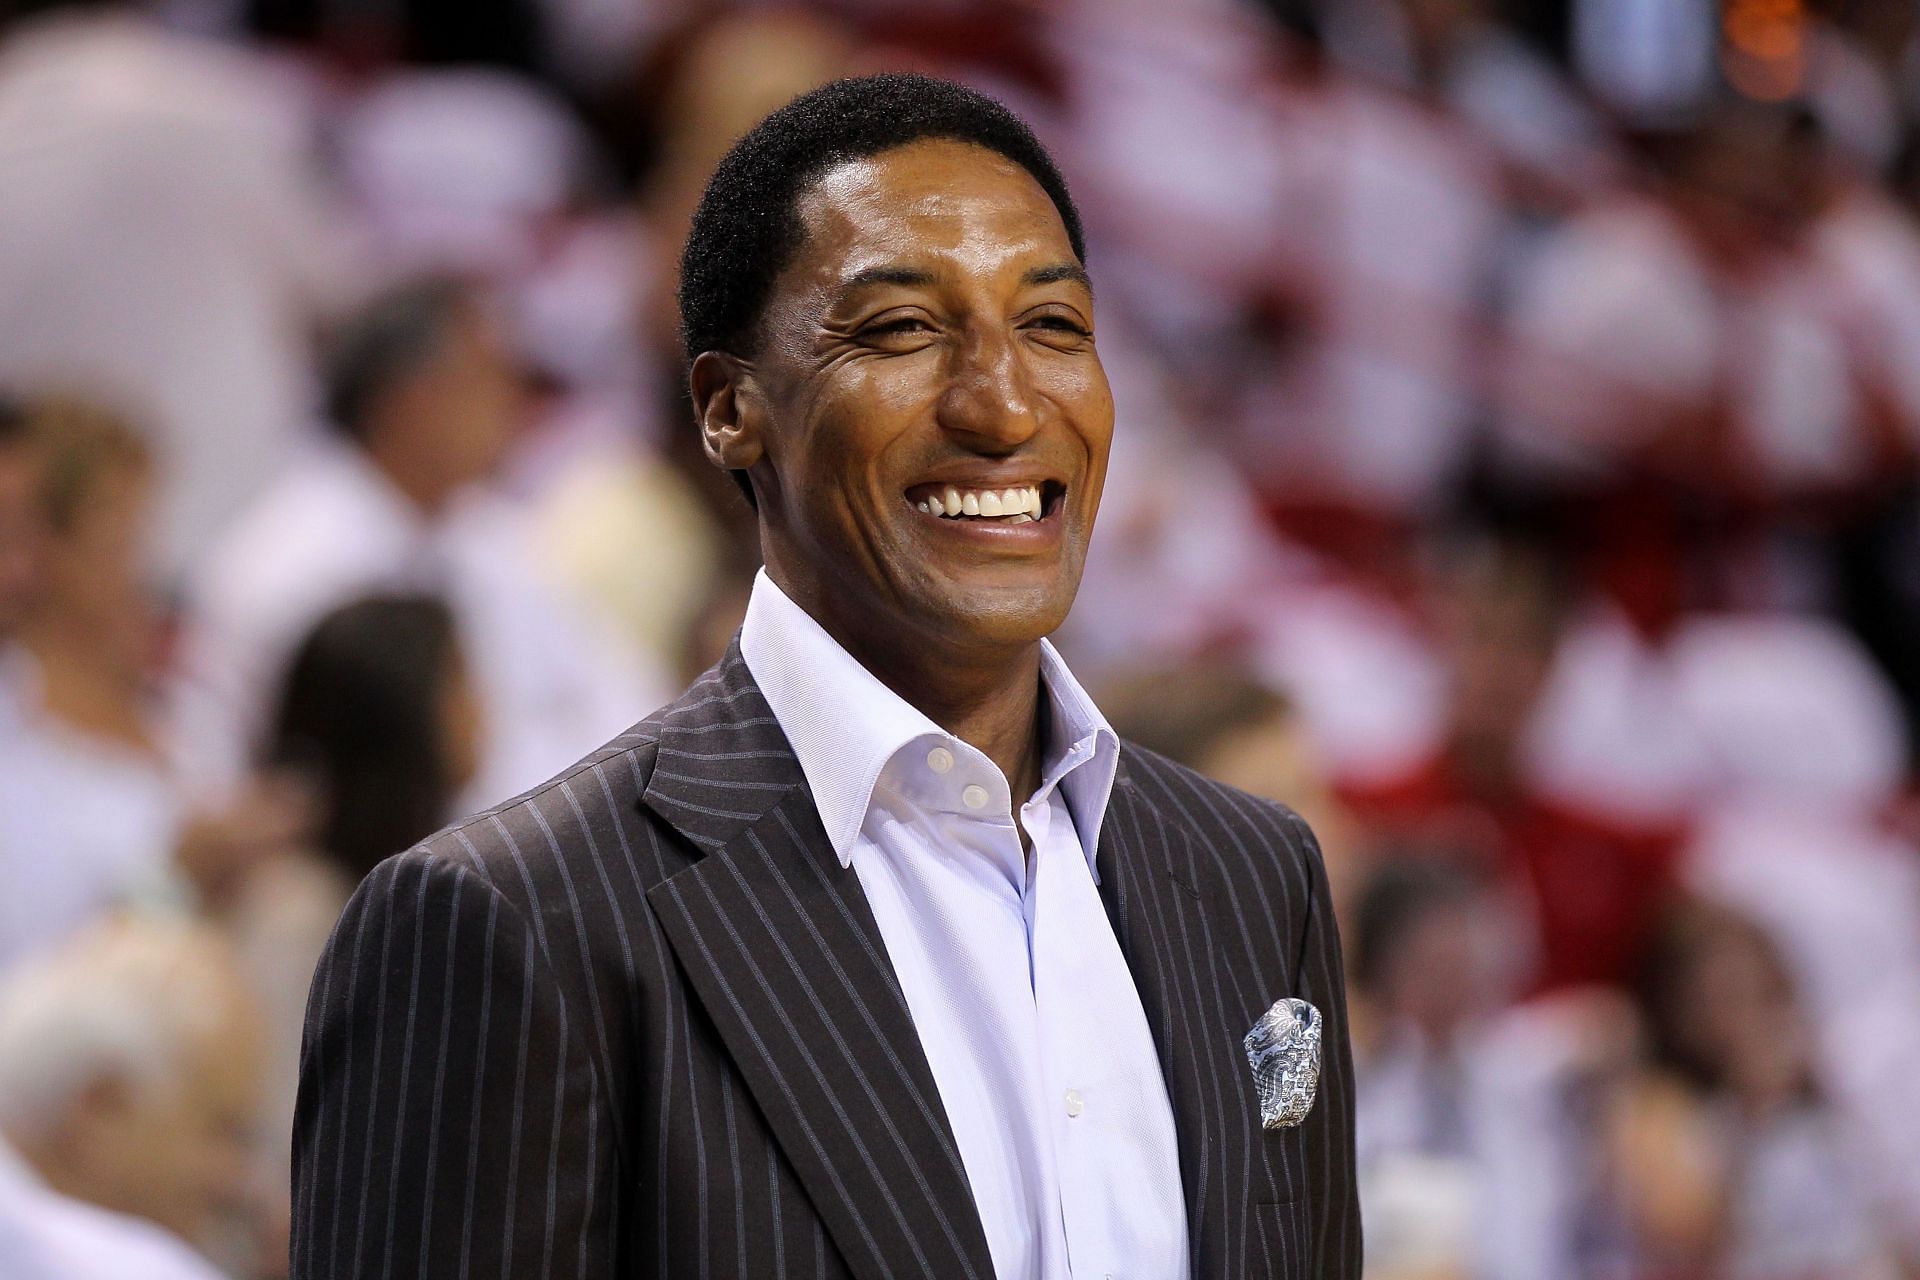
{"left": 935, "top": 324, "right": 1040, "bottom": 449}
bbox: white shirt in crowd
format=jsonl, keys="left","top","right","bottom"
{"left": 175, "top": 436, "right": 669, "bottom": 816}
{"left": 740, "top": 570, "right": 1188, "bottom": 1280}
{"left": 0, "top": 650, "right": 187, "bottom": 974}
{"left": 0, "top": 1133, "right": 221, "bottom": 1280}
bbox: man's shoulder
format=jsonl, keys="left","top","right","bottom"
{"left": 397, "top": 716, "right": 675, "bottom": 901}
{"left": 1114, "top": 739, "right": 1324, "bottom": 867}
{"left": 388, "top": 649, "right": 789, "bottom": 900}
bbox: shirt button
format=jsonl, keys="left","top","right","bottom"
{"left": 961, "top": 783, "right": 989, "bottom": 809}
{"left": 926, "top": 746, "right": 954, "bottom": 775}
{"left": 1064, "top": 1088, "right": 1084, "bottom": 1118}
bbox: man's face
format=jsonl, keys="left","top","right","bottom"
{"left": 42, "top": 458, "right": 156, "bottom": 672}
{"left": 718, "top": 138, "right": 1113, "bottom": 660}
{"left": 373, "top": 303, "right": 526, "bottom": 496}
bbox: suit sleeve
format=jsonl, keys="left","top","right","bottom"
{"left": 290, "top": 850, "right": 620, "bottom": 1279}
{"left": 1287, "top": 811, "right": 1364, "bottom": 1278}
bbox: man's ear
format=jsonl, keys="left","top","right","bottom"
{"left": 689, "top": 351, "right": 766, "bottom": 474}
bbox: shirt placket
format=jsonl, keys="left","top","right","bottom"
{"left": 1024, "top": 782, "right": 1182, "bottom": 1280}
{"left": 1021, "top": 788, "right": 1105, "bottom": 1280}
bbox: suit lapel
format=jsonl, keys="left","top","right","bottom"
{"left": 1098, "top": 760, "right": 1252, "bottom": 1280}
{"left": 639, "top": 648, "right": 996, "bottom": 1280}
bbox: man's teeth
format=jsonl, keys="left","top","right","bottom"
{"left": 915, "top": 485, "right": 1044, "bottom": 522}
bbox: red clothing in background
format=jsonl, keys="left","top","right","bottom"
{"left": 1345, "top": 755, "right": 1685, "bottom": 993}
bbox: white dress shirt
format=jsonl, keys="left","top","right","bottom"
{"left": 740, "top": 571, "right": 1187, "bottom": 1280}
{"left": 0, "top": 650, "right": 188, "bottom": 974}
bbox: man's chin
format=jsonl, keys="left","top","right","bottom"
{"left": 907, "top": 576, "right": 1077, "bottom": 652}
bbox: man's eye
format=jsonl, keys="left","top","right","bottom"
{"left": 861, "top": 317, "right": 933, "bottom": 339}
{"left": 1027, "top": 315, "right": 1092, "bottom": 338}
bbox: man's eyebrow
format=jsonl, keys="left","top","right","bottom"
{"left": 838, "top": 266, "right": 938, "bottom": 293}
{"left": 836, "top": 263, "right": 1093, "bottom": 296}
{"left": 1023, "top": 262, "right": 1093, "bottom": 294}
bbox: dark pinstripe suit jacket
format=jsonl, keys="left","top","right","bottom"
{"left": 291, "top": 643, "right": 1361, "bottom": 1279}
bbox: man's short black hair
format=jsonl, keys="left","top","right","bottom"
{"left": 678, "top": 72, "right": 1086, "bottom": 362}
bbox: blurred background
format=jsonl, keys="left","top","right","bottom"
{"left": 0, "top": 0, "right": 1918, "bottom": 1276}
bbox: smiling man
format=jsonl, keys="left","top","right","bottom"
{"left": 292, "top": 75, "right": 1360, "bottom": 1280}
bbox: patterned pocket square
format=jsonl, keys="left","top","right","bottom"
{"left": 1244, "top": 998, "right": 1322, "bottom": 1130}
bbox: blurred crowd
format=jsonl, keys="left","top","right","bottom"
{"left": 0, "top": 0, "right": 1918, "bottom": 1276}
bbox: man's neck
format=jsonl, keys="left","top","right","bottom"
{"left": 774, "top": 575, "right": 1050, "bottom": 802}
{"left": 362, "top": 437, "right": 455, "bottom": 518}
{"left": 887, "top": 651, "right": 1048, "bottom": 805}
{"left": 19, "top": 623, "right": 153, "bottom": 753}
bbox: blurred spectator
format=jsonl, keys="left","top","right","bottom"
{"left": 1234, "top": 40, "right": 1507, "bottom": 533}
{"left": 263, "top": 593, "right": 479, "bottom": 885}
{"left": 176, "top": 274, "right": 667, "bottom": 815}
{"left": 336, "top": 67, "right": 593, "bottom": 280}
{"left": 1666, "top": 609, "right": 1920, "bottom": 1261}
{"left": 0, "top": 0, "right": 363, "bottom": 577}
{"left": 638, "top": 8, "right": 857, "bottom": 293}
{"left": 1519, "top": 593, "right": 1913, "bottom": 840}
{"left": 0, "top": 398, "right": 308, "bottom": 973}
{"left": 0, "top": 1130, "right": 225, "bottom": 1278}
{"left": 324, "top": 48, "right": 738, "bottom": 681}
{"left": 1099, "top": 661, "right": 1362, "bottom": 914}
{"left": 1062, "top": 318, "right": 1306, "bottom": 670}
{"left": 0, "top": 391, "right": 49, "bottom": 754}
{"left": 1496, "top": 100, "right": 1910, "bottom": 574}
{"left": 1344, "top": 535, "right": 1686, "bottom": 993}
{"left": 1492, "top": 141, "right": 1720, "bottom": 499}
{"left": 1689, "top": 105, "right": 1880, "bottom": 505}
{"left": 1318, "top": 0, "right": 1614, "bottom": 188}
{"left": 0, "top": 918, "right": 266, "bottom": 1275}
{"left": 1613, "top": 900, "right": 1903, "bottom": 1278}
{"left": 1343, "top": 854, "right": 1636, "bottom": 1280}
{"left": 1683, "top": 798, "right": 1920, "bottom": 1267}
{"left": 1046, "top": 0, "right": 1300, "bottom": 361}
{"left": 0, "top": 394, "right": 45, "bottom": 647}
{"left": 1346, "top": 857, "right": 1500, "bottom": 1280}
{"left": 227, "top": 592, "right": 481, "bottom": 1204}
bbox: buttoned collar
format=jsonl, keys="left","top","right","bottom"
{"left": 738, "top": 570, "right": 1118, "bottom": 876}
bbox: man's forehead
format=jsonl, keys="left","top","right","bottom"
{"left": 791, "top": 140, "right": 1076, "bottom": 281}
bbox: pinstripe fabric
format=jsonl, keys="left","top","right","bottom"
{"left": 291, "top": 641, "right": 1361, "bottom": 1279}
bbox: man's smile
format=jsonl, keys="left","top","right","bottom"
{"left": 903, "top": 479, "right": 1065, "bottom": 526}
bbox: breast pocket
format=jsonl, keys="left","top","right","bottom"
{"left": 1254, "top": 1120, "right": 1311, "bottom": 1207}
{"left": 1243, "top": 1121, "right": 1315, "bottom": 1274}
{"left": 1252, "top": 1194, "right": 1313, "bottom": 1277}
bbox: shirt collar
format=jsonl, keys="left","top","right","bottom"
{"left": 738, "top": 569, "right": 1119, "bottom": 875}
